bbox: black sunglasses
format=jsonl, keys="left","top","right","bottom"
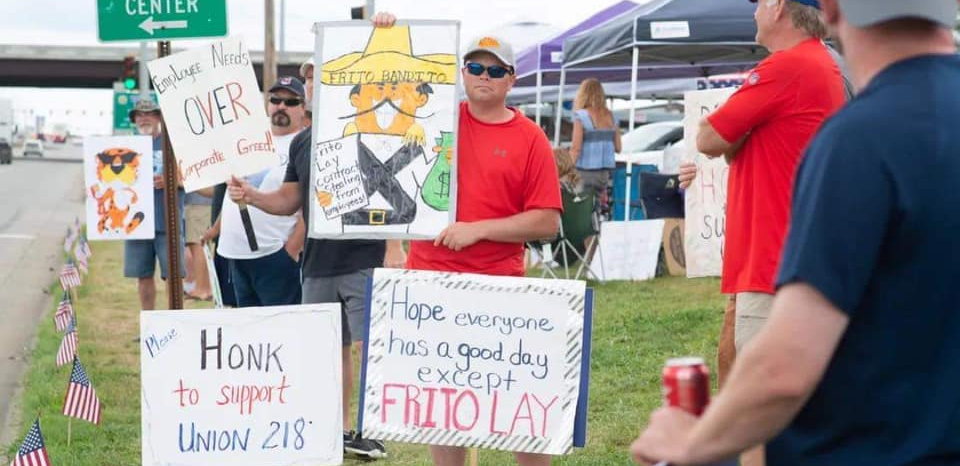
{"left": 464, "top": 62, "right": 514, "bottom": 79}
{"left": 269, "top": 96, "right": 303, "bottom": 106}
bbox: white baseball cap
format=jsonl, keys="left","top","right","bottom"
{"left": 462, "top": 36, "right": 515, "bottom": 68}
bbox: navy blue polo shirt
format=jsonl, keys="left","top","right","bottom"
{"left": 771, "top": 55, "right": 960, "bottom": 465}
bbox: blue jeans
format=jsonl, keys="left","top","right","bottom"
{"left": 229, "top": 248, "right": 301, "bottom": 307}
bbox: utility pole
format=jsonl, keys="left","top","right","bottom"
{"left": 365, "top": 0, "right": 375, "bottom": 19}
{"left": 279, "top": 0, "right": 286, "bottom": 61}
{"left": 263, "top": 0, "right": 277, "bottom": 100}
{"left": 138, "top": 41, "right": 150, "bottom": 100}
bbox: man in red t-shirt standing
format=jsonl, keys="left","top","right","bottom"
{"left": 406, "top": 37, "right": 563, "bottom": 466}
{"left": 678, "top": 1, "right": 844, "bottom": 464}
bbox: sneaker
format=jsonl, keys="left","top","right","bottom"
{"left": 344, "top": 430, "right": 387, "bottom": 459}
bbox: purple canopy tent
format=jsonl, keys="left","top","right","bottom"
{"left": 513, "top": 1, "right": 638, "bottom": 125}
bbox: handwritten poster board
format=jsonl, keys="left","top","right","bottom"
{"left": 147, "top": 38, "right": 279, "bottom": 192}
{"left": 360, "top": 269, "right": 592, "bottom": 454}
{"left": 595, "top": 220, "right": 664, "bottom": 281}
{"left": 140, "top": 305, "right": 342, "bottom": 466}
{"left": 83, "top": 135, "right": 155, "bottom": 240}
{"left": 310, "top": 21, "right": 460, "bottom": 239}
{"left": 683, "top": 88, "right": 735, "bottom": 278}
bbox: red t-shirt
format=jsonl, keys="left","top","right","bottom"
{"left": 407, "top": 102, "right": 562, "bottom": 276}
{"left": 708, "top": 38, "right": 845, "bottom": 294}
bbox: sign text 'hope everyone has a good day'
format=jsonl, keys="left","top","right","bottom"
{"left": 360, "top": 269, "right": 591, "bottom": 455}
{"left": 140, "top": 305, "right": 342, "bottom": 466}
{"left": 147, "top": 38, "right": 278, "bottom": 192}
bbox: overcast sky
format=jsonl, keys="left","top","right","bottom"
{"left": 0, "top": 0, "right": 629, "bottom": 134}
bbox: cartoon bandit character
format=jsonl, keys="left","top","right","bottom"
{"left": 89, "top": 147, "right": 145, "bottom": 235}
{"left": 320, "top": 25, "right": 456, "bottom": 146}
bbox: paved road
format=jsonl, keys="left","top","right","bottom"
{"left": 0, "top": 146, "right": 84, "bottom": 444}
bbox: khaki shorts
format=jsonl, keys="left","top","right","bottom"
{"left": 184, "top": 204, "right": 209, "bottom": 244}
{"left": 734, "top": 292, "right": 774, "bottom": 351}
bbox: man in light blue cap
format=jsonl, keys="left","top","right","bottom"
{"left": 632, "top": 1, "right": 960, "bottom": 465}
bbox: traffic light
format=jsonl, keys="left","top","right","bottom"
{"left": 350, "top": 6, "right": 365, "bottom": 20}
{"left": 122, "top": 56, "right": 138, "bottom": 90}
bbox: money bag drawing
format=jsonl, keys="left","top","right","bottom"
{"left": 318, "top": 24, "right": 457, "bottom": 229}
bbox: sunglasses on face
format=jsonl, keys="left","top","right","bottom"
{"left": 269, "top": 96, "right": 303, "bottom": 106}
{"left": 464, "top": 62, "right": 514, "bottom": 79}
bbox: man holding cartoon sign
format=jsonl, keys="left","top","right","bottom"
{"left": 227, "top": 12, "right": 407, "bottom": 460}
{"left": 403, "top": 33, "right": 563, "bottom": 466}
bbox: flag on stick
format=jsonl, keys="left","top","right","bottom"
{"left": 8, "top": 418, "right": 51, "bottom": 466}
{"left": 54, "top": 293, "right": 73, "bottom": 333}
{"left": 63, "top": 357, "right": 101, "bottom": 425}
{"left": 56, "top": 317, "right": 78, "bottom": 368}
{"left": 58, "top": 263, "right": 81, "bottom": 290}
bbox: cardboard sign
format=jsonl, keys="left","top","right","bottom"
{"left": 147, "top": 38, "right": 279, "bottom": 192}
{"left": 683, "top": 88, "right": 736, "bottom": 278}
{"left": 360, "top": 269, "right": 592, "bottom": 454}
{"left": 309, "top": 21, "right": 460, "bottom": 239}
{"left": 140, "top": 305, "right": 342, "bottom": 466}
{"left": 83, "top": 135, "right": 155, "bottom": 240}
{"left": 595, "top": 220, "right": 664, "bottom": 281}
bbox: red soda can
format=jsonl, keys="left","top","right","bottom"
{"left": 662, "top": 357, "right": 710, "bottom": 416}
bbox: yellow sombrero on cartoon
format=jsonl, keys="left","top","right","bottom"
{"left": 321, "top": 26, "right": 457, "bottom": 86}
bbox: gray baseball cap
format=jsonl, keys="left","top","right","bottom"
{"left": 463, "top": 36, "right": 515, "bottom": 68}
{"left": 838, "top": 0, "right": 958, "bottom": 28}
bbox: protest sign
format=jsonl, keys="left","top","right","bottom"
{"left": 595, "top": 220, "right": 664, "bottom": 281}
{"left": 310, "top": 21, "right": 459, "bottom": 239}
{"left": 683, "top": 88, "right": 736, "bottom": 278}
{"left": 360, "top": 269, "right": 592, "bottom": 454}
{"left": 83, "top": 135, "right": 155, "bottom": 240}
{"left": 140, "top": 304, "right": 342, "bottom": 465}
{"left": 147, "top": 38, "right": 279, "bottom": 192}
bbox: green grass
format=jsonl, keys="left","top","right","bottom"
{"left": 6, "top": 242, "right": 724, "bottom": 465}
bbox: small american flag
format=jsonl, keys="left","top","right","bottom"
{"left": 54, "top": 294, "right": 73, "bottom": 333}
{"left": 63, "top": 357, "right": 101, "bottom": 425}
{"left": 55, "top": 318, "right": 77, "bottom": 368}
{"left": 79, "top": 239, "right": 92, "bottom": 259}
{"left": 58, "top": 263, "right": 81, "bottom": 290}
{"left": 75, "top": 246, "right": 88, "bottom": 275}
{"left": 9, "top": 418, "right": 51, "bottom": 466}
{"left": 63, "top": 228, "right": 76, "bottom": 256}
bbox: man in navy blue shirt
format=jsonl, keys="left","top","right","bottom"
{"left": 631, "top": 1, "right": 960, "bottom": 465}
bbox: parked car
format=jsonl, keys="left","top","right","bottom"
{"left": 620, "top": 120, "right": 684, "bottom": 154}
{"left": 0, "top": 141, "right": 11, "bottom": 164}
{"left": 23, "top": 140, "right": 44, "bottom": 157}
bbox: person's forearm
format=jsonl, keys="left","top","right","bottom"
{"left": 722, "top": 136, "right": 747, "bottom": 164}
{"left": 681, "top": 337, "right": 813, "bottom": 463}
{"left": 285, "top": 214, "right": 305, "bottom": 253}
{"left": 474, "top": 209, "right": 559, "bottom": 244}
{"left": 249, "top": 187, "right": 300, "bottom": 216}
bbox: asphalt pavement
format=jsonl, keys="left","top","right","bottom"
{"left": 0, "top": 143, "right": 84, "bottom": 445}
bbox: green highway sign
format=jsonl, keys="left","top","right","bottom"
{"left": 113, "top": 90, "right": 157, "bottom": 132}
{"left": 97, "top": 0, "right": 227, "bottom": 42}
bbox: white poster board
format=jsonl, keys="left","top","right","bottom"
{"left": 83, "top": 135, "right": 155, "bottom": 240}
{"left": 683, "top": 88, "right": 736, "bottom": 278}
{"left": 202, "top": 243, "right": 224, "bottom": 309}
{"left": 147, "top": 38, "right": 279, "bottom": 192}
{"left": 309, "top": 21, "right": 460, "bottom": 239}
{"left": 140, "top": 305, "right": 342, "bottom": 466}
{"left": 595, "top": 220, "right": 664, "bottom": 281}
{"left": 361, "top": 269, "right": 589, "bottom": 454}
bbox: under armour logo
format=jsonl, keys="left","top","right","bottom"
{"left": 493, "top": 147, "right": 507, "bottom": 158}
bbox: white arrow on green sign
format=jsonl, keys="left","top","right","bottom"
{"left": 97, "top": 0, "right": 228, "bottom": 42}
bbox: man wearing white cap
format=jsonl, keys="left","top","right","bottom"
{"left": 404, "top": 33, "right": 563, "bottom": 466}
{"left": 631, "top": 1, "right": 960, "bottom": 465}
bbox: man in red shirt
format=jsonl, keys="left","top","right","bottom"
{"left": 406, "top": 36, "right": 563, "bottom": 466}
{"left": 678, "top": 1, "right": 844, "bottom": 464}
